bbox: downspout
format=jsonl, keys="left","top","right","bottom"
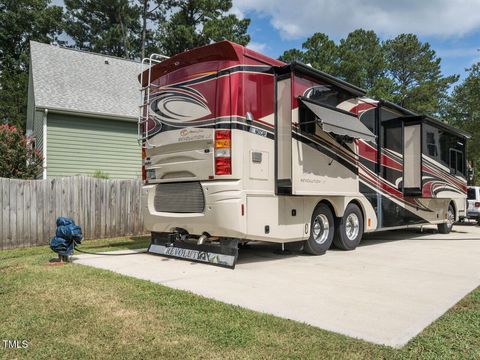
{"left": 42, "top": 109, "right": 48, "bottom": 179}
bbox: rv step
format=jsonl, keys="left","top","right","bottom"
{"left": 148, "top": 233, "right": 239, "bottom": 269}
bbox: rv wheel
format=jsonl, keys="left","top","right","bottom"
{"left": 333, "top": 203, "right": 364, "bottom": 251}
{"left": 304, "top": 203, "right": 334, "bottom": 255}
{"left": 438, "top": 204, "right": 455, "bottom": 234}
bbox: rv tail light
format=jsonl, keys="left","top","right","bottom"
{"left": 475, "top": 202, "right": 480, "bottom": 208}
{"left": 215, "top": 130, "right": 231, "bottom": 175}
{"left": 215, "top": 130, "right": 231, "bottom": 140}
{"left": 215, "top": 157, "right": 231, "bottom": 175}
{"left": 141, "top": 147, "right": 147, "bottom": 182}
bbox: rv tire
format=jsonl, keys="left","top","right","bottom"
{"left": 304, "top": 203, "right": 334, "bottom": 255}
{"left": 333, "top": 203, "right": 364, "bottom": 251}
{"left": 438, "top": 204, "right": 455, "bottom": 234}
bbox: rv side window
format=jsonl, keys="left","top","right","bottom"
{"left": 359, "top": 109, "right": 375, "bottom": 135}
{"left": 424, "top": 124, "right": 465, "bottom": 175}
{"left": 299, "top": 104, "right": 317, "bottom": 134}
{"left": 457, "top": 150, "right": 464, "bottom": 175}
{"left": 449, "top": 149, "right": 457, "bottom": 173}
{"left": 426, "top": 131, "right": 438, "bottom": 157}
{"left": 304, "top": 84, "right": 351, "bottom": 108}
{"left": 449, "top": 148, "right": 465, "bottom": 176}
{"left": 383, "top": 123, "right": 402, "bottom": 155}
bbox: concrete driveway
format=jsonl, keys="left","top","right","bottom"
{"left": 74, "top": 224, "right": 480, "bottom": 348}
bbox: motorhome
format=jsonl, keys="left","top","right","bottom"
{"left": 139, "top": 41, "right": 469, "bottom": 268}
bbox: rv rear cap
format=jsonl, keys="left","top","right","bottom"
{"left": 139, "top": 40, "right": 284, "bottom": 87}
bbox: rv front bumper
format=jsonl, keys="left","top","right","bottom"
{"left": 142, "top": 180, "right": 246, "bottom": 238}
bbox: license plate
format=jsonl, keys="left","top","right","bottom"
{"left": 148, "top": 244, "right": 236, "bottom": 268}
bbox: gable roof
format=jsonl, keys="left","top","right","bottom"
{"left": 30, "top": 41, "right": 141, "bottom": 120}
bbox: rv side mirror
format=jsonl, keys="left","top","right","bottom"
{"left": 246, "top": 112, "right": 254, "bottom": 123}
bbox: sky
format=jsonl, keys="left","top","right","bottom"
{"left": 233, "top": 0, "right": 480, "bottom": 84}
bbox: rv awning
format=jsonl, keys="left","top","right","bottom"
{"left": 299, "top": 97, "right": 376, "bottom": 143}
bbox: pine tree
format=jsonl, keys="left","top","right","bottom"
{"left": 64, "top": 0, "right": 142, "bottom": 59}
{"left": 159, "top": 0, "right": 250, "bottom": 56}
{"left": 383, "top": 34, "right": 458, "bottom": 115}
{"left": 337, "top": 29, "right": 385, "bottom": 94}
{"left": 446, "top": 62, "right": 480, "bottom": 184}
{"left": 0, "top": 0, "right": 63, "bottom": 129}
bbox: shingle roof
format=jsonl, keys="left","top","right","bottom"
{"left": 30, "top": 41, "right": 141, "bottom": 119}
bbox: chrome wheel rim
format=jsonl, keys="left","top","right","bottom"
{"left": 313, "top": 214, "right": 329, "bottom": 245}
{"left": 345, "top": 213, "right": 360, "bottom": 241}
{"left": 447, "top": 208, "right": 455, "bottom": 228}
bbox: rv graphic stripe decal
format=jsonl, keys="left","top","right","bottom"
{"left": 164, "top": 65, "right": 274, "bottom": 89}
{"left": 145, "top": 66, "right": 275, "bottom": 135}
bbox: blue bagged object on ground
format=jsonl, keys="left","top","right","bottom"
{"left": 50, "top": 236, "right": 75, "bottom": 256}
{"left": 56, "top": 217, "right": 75, "bottom": 227}
{"left": 50, "top": 217, "right": 83, "bottom": 257}
{"left": 56, "top": 225, "right": 83, "bottom": 243}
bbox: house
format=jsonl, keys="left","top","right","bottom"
{"left": 26, "top": 41, "right": 142, "bottom": 179}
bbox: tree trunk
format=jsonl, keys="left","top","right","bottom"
{"left": 120, "top": 19, "right": 129, "bottom": 58}
{"left": 141, "top": 0, "right": 148, "bottom": 60}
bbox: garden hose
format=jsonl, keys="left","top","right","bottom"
{"left": 74, "top": 245, "right": 148, "bottom": 256}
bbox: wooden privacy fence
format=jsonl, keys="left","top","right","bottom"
{"left": 0, "top": 176, "right": 146, "bottom": 250}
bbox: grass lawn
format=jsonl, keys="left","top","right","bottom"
{"left": 0, "top": 237, "right": 479, "bottom": 359}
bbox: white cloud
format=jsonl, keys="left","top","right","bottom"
{"left": 228, "top": 6, "right": 245, "bottom": 19}
{"left": 233, "top": 0, "right": 480, "bottom": 39}
{"left": 246, "top": 41, "right": 268, "bottom": 52}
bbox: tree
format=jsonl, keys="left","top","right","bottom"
{"left": 139, "top": 0, "right": 167, "bottom": 59}
{"left": 383, "top": 34, "right": 458, "bottom": 115}
{"left": 301, "top": 33, "right": 338, "bottom": 75}
{"left": 0, "top": 124, "right": 42, "bottom": 179}
{"left": 159, "top": 0, "right": 250, "bottom": 56}
{"left": 64, "top": 0, "right": 142, "bottom": 59}
{"left": 278, "top": 48, "right": 304, "bottom": 64}
{"left": 280, "top": 33, "right": 338, "bottom": 74}
{"left": 337, "top": 29, "right": 385, "bottom": 94}
{"left": 0, "top": 0, "right": 63, "bottom": 129}
{"left": 445, "top": 62, "right": 480, "bottom": 184}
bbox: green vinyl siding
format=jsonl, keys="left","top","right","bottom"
{"left": 47, "top": 113, "right": 141, "bottom": 179}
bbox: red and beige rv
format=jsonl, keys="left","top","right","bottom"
{"left": 139, "top": 41, "right": 469, "bottom": 268}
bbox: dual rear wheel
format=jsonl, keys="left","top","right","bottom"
{"left": 304, "top": 203, "right": 364, "bottom": 255}
{"left": 437, "top": 204, "right": 455, "bottom": 234}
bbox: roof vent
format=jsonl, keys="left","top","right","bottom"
{"left": 104, "top": 58, "right": 109, "bottom": 65}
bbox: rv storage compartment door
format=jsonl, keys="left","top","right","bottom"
{"left": 403, "top": 122, "right": 422, "bottom": 195}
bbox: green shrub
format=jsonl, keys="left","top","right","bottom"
{"left": 0, "top": 124, "right": 42, "bottom": 179}
{"left": 93, "top": 170, "right": 109, "bottom": 179}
